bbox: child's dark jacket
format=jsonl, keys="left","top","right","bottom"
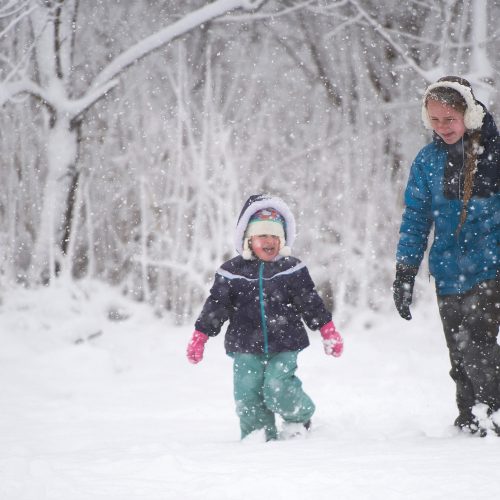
{"left": 195, "top": 255, "right": 331, "bottom": 354}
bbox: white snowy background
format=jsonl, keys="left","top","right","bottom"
{"left": 1, "top": 0, "right": 499, "bottom": 320}
{"left": 1, "top": 278, "right": 500, "bottom": 500}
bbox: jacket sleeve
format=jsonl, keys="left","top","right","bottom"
{"left": 194, "top": 272, "right": 231, "bottom": 337}
{"left": 396, "top": 151, "right": 434, "bottom": 269}
{"left": 291, "top": 264, "right": 332, "bottom": 330}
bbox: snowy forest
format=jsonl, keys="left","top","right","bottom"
{"left": 0, "top": 0, "right": 499, "bottom": 322}
{"left": 2, "top": 2, "right": 500, "bottom": 497}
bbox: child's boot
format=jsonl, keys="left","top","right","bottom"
{"left": 280, "top": 420, "right": 311, "bottom": 439}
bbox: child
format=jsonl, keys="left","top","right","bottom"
{"left": 187, "top": 194, "right": 343, "bottom": 441}
{"left": 393, "top": 77, "right": 500, "bottom": 435}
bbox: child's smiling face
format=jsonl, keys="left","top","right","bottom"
{"left": 426, "top": 99, "right": 466, "bottom": 144}
{"left": 249, "top": 235, "right": 281, "bottom": 261}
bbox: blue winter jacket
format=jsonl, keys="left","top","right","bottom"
{"left": 195, "top": 256, "right": 332, "bottom": 354}
{"left": 396, "top": 111, "right": 500, "bottom": 296}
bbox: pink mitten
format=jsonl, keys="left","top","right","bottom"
{"left": 320, "top": 321, "right": 343, "bottom": 357}
{"left": 187, "top": 330, "right": 209, "bottom": 364}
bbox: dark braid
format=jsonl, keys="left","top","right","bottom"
{"left": 457, "top": 129, "right": 481, "bottom": 234}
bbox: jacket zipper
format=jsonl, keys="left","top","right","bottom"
{"left": 258, "top": 261, "right": 269, "bottom": 354}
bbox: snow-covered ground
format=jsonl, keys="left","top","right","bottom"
{"left": 1, "top": 280, "right": 499, "bottom": 500}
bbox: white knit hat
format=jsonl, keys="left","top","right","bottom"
{"left": 421, "top": 79, "right": 485, "bottom": 130}
{"left": 235, "top": 195, "right": 296, "bottom": 260}
{"left": 242, "top": 210, "right": 289, "bottom": 260}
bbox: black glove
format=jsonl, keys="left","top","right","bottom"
{"left": 392, "top": 264, "right": 418, "bottom": 320}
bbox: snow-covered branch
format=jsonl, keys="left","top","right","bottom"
{"left": 0, "top": 73, "right": 116, "bottom": 119}
{"left": 64, "top": 79, "right": 119, "bottom": 119}
{"left": 348, "top": 0, "right": 438, "bottom": 82}
{"left": 0, "top": 78, "right": 47, "bottom": 107}
{"left": 0, "top": 1, "right": 36, "bottom": 37}
{"left": 90, "top": 0, "right": 267, "bottom": 91}
{"left": 219, "top": 0, "right": 313, "bottom": 22}
{"left": 0, "top": 0, "right": 32, "bottom": 18}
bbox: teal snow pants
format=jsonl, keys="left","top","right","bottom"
{"left": 233, "top": 351, "right": 315, "bottom": 441}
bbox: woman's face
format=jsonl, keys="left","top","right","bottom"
{"left": 426, "top": 99, "right": 466, "bottom": 144}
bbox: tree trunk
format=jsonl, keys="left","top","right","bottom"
{"left": 31, "top": 113, "right": 79, "bottom": 283}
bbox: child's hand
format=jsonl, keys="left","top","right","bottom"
{"left": 320, "top": 321, "right": 343, "bottom": 357}
{"left": 187, "top": 330, "right": 209, "bottom": 364}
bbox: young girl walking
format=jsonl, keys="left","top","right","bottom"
{"left": 187, "top": 194, "right": 343, "bottom": 441}
{"left": 393, "top": 77, "right": 500, "bottom": 435}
